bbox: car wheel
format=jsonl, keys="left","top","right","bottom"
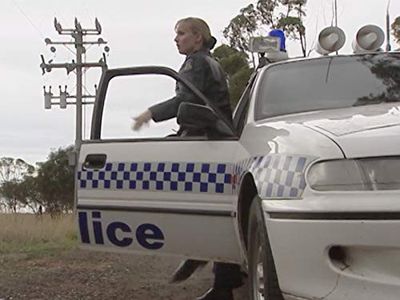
{"left": 247, "top": 199, "right": 283, "bottom": 300}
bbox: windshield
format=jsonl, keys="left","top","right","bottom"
{"left": 255, "top": 53, "right": 400, "bottom": 120}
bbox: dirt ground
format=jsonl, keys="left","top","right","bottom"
{"left": 0, "top": 248, "right": 248, "bottom": 300}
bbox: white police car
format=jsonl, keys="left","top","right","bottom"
{"left": 77, "top": 26, "right": 400, "bottom": 299}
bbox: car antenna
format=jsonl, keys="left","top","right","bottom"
{"left": 333, "top": 0, "right": 338, "bottom": 54}
{"left": 386, "top": 0, "right": 392, "bottom": 51}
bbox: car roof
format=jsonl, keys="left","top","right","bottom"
{"left": 262, "top": 51, "right": 400, "bottom": 69}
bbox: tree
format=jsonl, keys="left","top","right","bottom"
{"left": 35, "top": 146, "right": 75, "bottom": 214}
{"left": 354, "top": 54, "right": 400, "bottom": 106}
{"left": 0, "top": 180, "right": 19, "bottom": 212}
{"left": 15, "top": 176, "right": 43, "bottom": 213}
{"left": 213, "top": 45, "right": 253, "bottom": 107}
{"left": 0, "top": 157, "right": 34, "bottom": 212}
{"left": 0, "top": 157, "right": 34, "bottom": 183}
{"left": 218, "top": 1, "right": 308, "bottom": 108}
{"left": 392, "top": 16, "right": 400, "bottom": 46}
{"left": 213, "top": 45, "right": 249, "bottom": 76}
{"left": 224, "top": 0, "right": 308, "bottom": 57}
{"left": 229, "top": 67, "right": 253, "bottom": 106}
{"left": 223, "top": 4, "right": 259, "bottom": 61}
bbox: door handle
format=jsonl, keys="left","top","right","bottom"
{"left": 83, "top": 154, "right": 107, "bottom": 170}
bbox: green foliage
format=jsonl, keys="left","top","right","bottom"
{"left": 276, "top": 16, "right": 305, "bottom": 38}
{"left": 213, "top": 45, "right": 253, "bottom": 107}
{"left": 229, "top": 67, "right": 254, "bottom": 107}
{"left": 15, "top": 176, "right": 42, "bottom": 212}
{"left": 0, "top": 146, "right": 75, "bottom": 214}
{"left": 392, "top": 16, "right": 400, "bottom": 45}
{"left": 224, "top": 0, "right": 308, "bottom": 56}
{"left": 0, "top": 180, "right": 19, "bottom": 212}
{"left": 0, "top": 158, "right": 35, "bottom": 212}
{"left": 223, "top": 4, "right": 259, "bottom": 53}
{"left": 213, "top": 44, "right": 241, "bottom": 58}
{"left": 221, "top": 54, "right": 249, "bottom": 76}
{"left": 0, "top": 157, "right": 34, "bottom": 182}
{"left": 35, "top": 146, "right": 75, "bottom": 214}
{"left": 214, "top": 45, "right": 249, "bottom": 76}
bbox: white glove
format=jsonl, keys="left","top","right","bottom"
{"left": 131, "top": 109, "right": 152, "bottom": 131}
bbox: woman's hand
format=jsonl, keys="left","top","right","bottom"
{"left": 131, "top": 109, "right": 152, "bottom": 131}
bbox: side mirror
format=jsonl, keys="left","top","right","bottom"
{"left": 177, "top": 103, "right": 235, "bottom": 137}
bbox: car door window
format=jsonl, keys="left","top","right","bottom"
{"left": 101, "top": 74, "right": 178, "bottom": 139}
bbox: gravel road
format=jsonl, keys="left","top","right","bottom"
{"left": 0, "top": 248, "right": 248, "bottom": 299}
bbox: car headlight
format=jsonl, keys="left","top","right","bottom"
{"left": 307, "top": 157, "right": 400, "bottom": 191}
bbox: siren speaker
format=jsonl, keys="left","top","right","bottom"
{"left": 352, "top": 25, "right": 384, "bottom": 53}
{"left": 315, "top": 26, "right": 346, "bottom": 55}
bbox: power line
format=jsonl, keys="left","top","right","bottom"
{"left": 10, "top": 0, "right": 46, "bottom": 39}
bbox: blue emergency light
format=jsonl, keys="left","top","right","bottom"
{"left": 268, "top": 29, "right": 286, "bottom": 52}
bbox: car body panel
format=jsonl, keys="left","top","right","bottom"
{"left": 77, "top": 140, "right": 244, "bottom": 262}
{"left": 264, "top": 214, "right": 400, "bottom": 300}
{"left": 303, "top": 104, "right": 400, "bottom": 157}
{"left": 77, "top": 52, "right": 400, "bottom": 299}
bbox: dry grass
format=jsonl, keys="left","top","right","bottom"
{"left": 0, "top": 213, "right": 77, "bottom": 254}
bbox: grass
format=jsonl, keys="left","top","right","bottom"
{"left": 0, "top": 213, "right": 78, "bottom": 255}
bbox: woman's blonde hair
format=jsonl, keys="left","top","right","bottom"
{"left": 176, "top": 17, "right": 215, "bottom": 49}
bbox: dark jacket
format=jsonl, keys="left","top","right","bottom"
{"left": 149, "top": 49, "right": 232, "bottom": 125}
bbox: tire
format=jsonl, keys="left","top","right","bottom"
{"left": 247, "top": 199, "right": 283, "bottom": 300}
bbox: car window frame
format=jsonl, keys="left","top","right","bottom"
{"left": 232, "top": 72, "right": 258, "bottom": 136}
{"left": 91, "top": 66, "right": 237, "bottom": 141}
{"left": 253, "top": 53, "right": 400, "bottom": 122}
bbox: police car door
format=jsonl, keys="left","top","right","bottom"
{"left": 77, "top": 67, "right": 242, "bottom": 262}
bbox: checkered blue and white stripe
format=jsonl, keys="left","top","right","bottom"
{"left": 78, "top": 162, "right": 232, "bottom": 194}
{"left": 234, "top": 154, "right": 314, "bottom": 198}
{"left": 78, "top": 154, "right": 314, "bottom": 197}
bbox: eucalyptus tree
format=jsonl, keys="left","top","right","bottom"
{"left": 0, "top": 157, "right": 34, "bottom": 183}
{"left": 223, "top": 0, "right": 308, "bottom": 58}
{"left": 0, "top": 157, "right": 35, "bottom": 212}
{"left": 392, "top": 16, "right": 400, "bottom": 46}
{"left": 213, "top": 44, "right": 253, "bottom": 106}
{"left": 35, "top": 146, "right": 74, "bottom": 214}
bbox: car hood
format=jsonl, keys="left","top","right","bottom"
{"left": 262, "top": 103, "right": 400, "bottom": 158}
{"left": 304, "top": 104, "right": 400, "bottom": 158}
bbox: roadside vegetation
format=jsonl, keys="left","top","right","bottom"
{"left": 0, "top": 213, "right": 76, "bottom": 255}
{"left": 0, "top": 146, "right": 74, "bottom": 215}
{"left": 0, "top": 213, "right": 224, "bottom": 300}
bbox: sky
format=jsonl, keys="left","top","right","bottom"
{"left": 0, "top": 0, "right": 399, "bottom": 165}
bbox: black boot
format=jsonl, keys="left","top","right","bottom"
{"left": 196, "top": 287, "right": 234, "bottom": 300}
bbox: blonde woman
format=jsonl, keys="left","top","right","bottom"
{"left": 132, "top": 17, "right": 232, "bottom": 134}
{"left": 133, "top": 18, "right": 243, "bottom": 300}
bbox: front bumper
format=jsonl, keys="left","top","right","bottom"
{"left": 262, "top": 192, "right": 400, "bottom": 300}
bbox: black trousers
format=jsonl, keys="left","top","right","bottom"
{"left": 177, "top": 130, "right": 243, "bottom": 289}
{"left": 213, "top": 262, "right": 244, "bottom": 289}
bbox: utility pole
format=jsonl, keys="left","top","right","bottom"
{"left": 40, "top": 17, "right": 109, "bottom": 152}
{"left": 40, "top": 17, "right": 109, "bottom": 213}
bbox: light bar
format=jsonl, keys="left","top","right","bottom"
{"left": 249, "top": 36, "right": 280, "bottom": 53}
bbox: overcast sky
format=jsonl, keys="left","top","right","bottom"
{"left": 1, "top": 0, "right": 399, "bottom": 165}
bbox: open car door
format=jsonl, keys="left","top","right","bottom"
{"left": 76, "top": 67, "right": 243, "bottom": 262}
